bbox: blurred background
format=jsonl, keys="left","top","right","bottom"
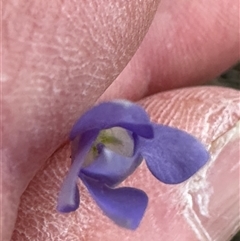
{"left": 208, "top": 62, "right": 239, "bottom": 90}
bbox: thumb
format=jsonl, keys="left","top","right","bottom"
{"left": 12, "top": 86, "right": 239, "bottom": 241}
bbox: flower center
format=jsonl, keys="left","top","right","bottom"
{"left": 84, "top": 127, "right": 134, "bottom": 167}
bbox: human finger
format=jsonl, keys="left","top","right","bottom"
{"left": 99, "top": 0, "right": 239, "bottom": 101}
{"left": 12, "top": 86, "right": 240, "bottom": 241}
{"left": 2, "top": 1, "right": 160, "bottom": 240}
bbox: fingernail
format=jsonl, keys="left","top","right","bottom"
{"left": 180, "top": 122, "right": 240, "bottom": 241}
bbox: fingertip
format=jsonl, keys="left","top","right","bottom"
{"left": 12, "top": 86, "right": 239, "bottom": 241}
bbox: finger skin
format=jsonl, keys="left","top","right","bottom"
{"left": 99, "top": 0, "right": 239, "bottom": 101}
{"left": 2, "top": 1, "right": 159, "bottom": 240}
{"left": 11, "top": 87, "right": 240, "bottom": 241}
{"left": 3, "top": 0, "right": 239, "bottom": 239}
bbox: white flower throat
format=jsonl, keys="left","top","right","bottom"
{"left": 84, "top": 127, "right": 134, "bottom": 166}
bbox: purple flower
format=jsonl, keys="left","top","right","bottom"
{"left": 57, "top": 100, "right": 209, "bottom": 230}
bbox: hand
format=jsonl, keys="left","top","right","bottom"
{"left": 3, "top": 0, "right": 239, "bottom": 240}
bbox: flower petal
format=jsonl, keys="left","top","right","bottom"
{"left": 139, "top": 124, "right": 209, "bottom": 184}
{"left": 81, "top": 146, "right": 143, "bottom": 187}
{"left": 70, "top": 100, "right": 154, "bottom": 140}
{"left": 80, "top": 175, "right": 148, "bottom": 230}
{"left": 57, "top": 130, "right": 98, "bottom": 212}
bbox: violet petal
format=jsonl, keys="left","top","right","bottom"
{"left": 70, "top": 101, "right": 153, "bottom": 140}
{"left": 81, "top": 146, "right": 143, "bottom": 187}
{"left": 80, "top": 175, "right": 148, "bottom": 230}
{"left": 139, "top": 124, "right": 209, "bottom": 184}
{"left": 57, "top": 130, "right": 98, "bottom": 212}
